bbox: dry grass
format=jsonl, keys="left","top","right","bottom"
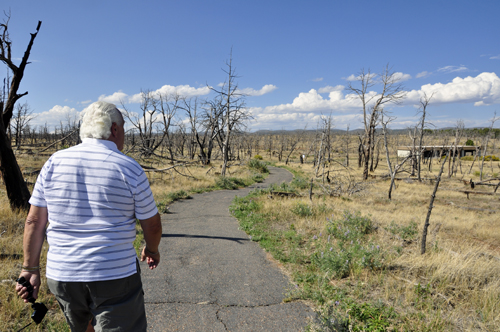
{"left": 0, "top": 149, "right": 259, "bottom": 331}
{"left": 258, "top": 157, "right": 500, "bottom": 330}
{"left": 1, "top": 137, "right": 499, "bottom": 330}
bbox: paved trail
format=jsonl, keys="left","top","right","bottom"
{"left": 141, "top": 167, "right": 315, "bottom": 331}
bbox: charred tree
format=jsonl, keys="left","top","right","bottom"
{"left": 0, "top": 14, "right": 41, "bottom": 211}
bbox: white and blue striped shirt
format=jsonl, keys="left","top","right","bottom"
{"left": 29, "top": 138, "right": 158, "bottom": 282}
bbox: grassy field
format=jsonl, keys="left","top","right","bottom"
{"left": 1, "top": 141, "right": 499, "bottom": 331}
{"left": 230, "top": 158, "right": 500, "bottom": 331}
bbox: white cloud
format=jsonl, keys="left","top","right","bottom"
{"left": 416, "top": 71, "right": 430, "bottom": 78}
{"left": 98, "top": 91, "right": 129, "bottom": 104}
{"left": 318, "top": 85, "right": 344, "bottom": 94}
{"left": 249, "top": 106, "right": 362, "bottom": 131}
{"left": 345, "top": 74, "right": 358, "bottom": 81}
{"left": 237, "top": 84, "right": 278, "bottom": 96}
{"left": 344, "top": 73, "right": 378, "bottom": 81}
{"left": 98, "top": 85, "right": 211, "bottom": 104}
{"left": 393, "top": 72, "right": 412, "bottom": 82}
{"left": 155, "top": 85, "right": 211, "bottom": 98}
{"left": 437, "top": 65, "right": 468, "bottom": 73}
{"left": 490, "top": 54, "right": 500, "bottom": 60}
{"left": 311, "top": 77, "right": 324, "bottom": 82}
{"left": 405, "top": 72, "right": 500, "bottom": 106}
{"left": 31, "top": 105, "right": 81, "bottom": 132}
{"left": 249, "top": 72, "right": 500, "bottom": 130}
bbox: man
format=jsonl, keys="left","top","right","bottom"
{"left": 16, "top": 101, "right": 162, "bottom": 332}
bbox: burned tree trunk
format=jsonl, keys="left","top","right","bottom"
{"left": 0, "top": 16, "right": 42, "bottom": 211}
{"left": 0, "top": 102, "right": 30, "bottom": 210}
{"left": 421, "top": 151, "right": 448, "bottom": 255}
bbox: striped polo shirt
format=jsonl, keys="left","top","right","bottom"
{"left": 29, "top": 138, "right": 158, "bottom": 282}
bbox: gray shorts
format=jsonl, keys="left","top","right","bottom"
{"left": 47, "top": 264, "right": 146, "bottom": 332}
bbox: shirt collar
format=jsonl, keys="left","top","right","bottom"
{"left": 82, "top": 138, "right": 119, "bottom": 152}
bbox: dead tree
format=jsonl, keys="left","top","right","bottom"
{"left": 285, "top": 128, "right": 305, "bottom": 165}
{"left": 209, "top": 51, "right": 250, "bottom": 176}
{"left": 344, "top": 125, "right": 350, "bottom": 167}
{"left": 479, "top": 112, "right": 498, "bottom": 180}
{"left": 0, "top": 14, "right": 41, "bottom": 211}
{"left": 381, "top": 113, "right": 410, "bottom": 200}
{"left": 347, "top": 65, "right": 407, "bottom": 180}
{"left": 10, "top": 102, "right": 35, "bottom": 149}
{"left": 421, "top": 151, "right": 449, "bottom": 255}
{"left": 416, "top": 93, "right": 433, "bottom": 181}
{"left": 449, "top": 120, "right": 464, "bottom": 178}
{"left": 183, "top": 96, "right": 221, "bottom": 165}
{"left": 122, "top": 90, "right": 179, "bottom": 159}
{"left": 315, "top": 115, "right": 333, "bottom": 176}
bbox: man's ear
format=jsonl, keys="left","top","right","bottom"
{"left": 111, "top": 123, "right": 118, "bottom": 136}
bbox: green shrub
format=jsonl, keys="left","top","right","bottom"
{"left": 248, "top": 159, "right": 269, "bottom": 173}
{"left": 484, "top": 155, "right": 499, "bottom": 161}
{"left": 384, "top": 220, "right": 418, "bottom": 242}
{"left": 215, "top": 177, "right": 246, "bottom": 190}
{"left": 253, "top": 154, "right": 263, "bottom": 160}
{"left": 310, "top": 211, "right": 382, "bottom": 279}
{"left": 465, "top": 139, "right": 474, "bottom": 146}
{"left": 291, "top": 202, "right": 313, "bottom": 217}
{"left": 167, "top": 190, "right": 190, "bottom": 201}
{"left": 251, "top": 173, "right": 265, "bottom": 183}
{"left": 461, "top": 156, "right": 474, "bottom": 161}
{"left": 291, "top": 176, "right": 309, "bottom": 190}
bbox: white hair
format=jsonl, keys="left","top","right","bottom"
{"left": 80, "top": 101, "right": 124, "bottom": 140}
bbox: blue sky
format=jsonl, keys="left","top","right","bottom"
{"left": 2, "top": 0, "right": 500, "bottom": 132}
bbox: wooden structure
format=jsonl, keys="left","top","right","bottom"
{"left": 397, "top": 145, "right": 481, "bottom": 159}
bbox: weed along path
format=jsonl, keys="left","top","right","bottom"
{"left": 140, "top": 166, "right": 315, "bottom": 331}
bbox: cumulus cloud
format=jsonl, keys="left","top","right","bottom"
{"left": 98, "top": 85, "right": 211, "bottom": 104}
{"left": 393, "top": 72, "right": 412, "bottom": 82}
{"left": 31, "top": 105, "right": 81, "bottom": 132}
{"left": 237, "top": 84, "right": 278, "bottom": 96}
{"left": 98, "top": 91, "right": 129, "bottom": 104}
{"left": 250, "top": 72, "right": 500, "bottom": 130}
{"left": 248, "top": 106, "right": 362, "bottom": 131}
{"left": 318, "top": 85, "right": 344, "bottom": 93}
{"left": 345, "top": 74, "right": 359, "bottom": 81}
{"left": 405, "top": 72, "right": 500, "bottom": 106}
{"left": 344, "top": 72, "right": 378, "bottom": 81}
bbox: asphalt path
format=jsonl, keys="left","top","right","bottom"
{"left": 140, "top": 166, "right": 316, "bottom": 331}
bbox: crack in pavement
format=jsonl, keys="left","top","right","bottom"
{"left": 145, "top": 300, "right": 290, "bottom": 308}
{"left": 215, "top": 308, "right": 229, "bottom": 331}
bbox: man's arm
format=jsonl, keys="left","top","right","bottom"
{"left": 16, "top": 205, "right": 48, "bottom": 302}
{"left": 139, "top": 212, "right": 162, "bottom": 269}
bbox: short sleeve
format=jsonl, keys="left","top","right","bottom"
{"left": 29, "top": 160, "right": 50, "bottom": 208}
{"left": 133, "top": 171, "right": 158, "bottom": 220}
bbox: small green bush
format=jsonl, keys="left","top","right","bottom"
{"left": 291, "top": 176, "right": 309, "bottom": 190}
{"left": 484, "top": 155, "right": 499, "bottom": 161}
{"left": 253, "top": 154, "right": 263, "bottom": 160}
{"left": 215, "top": 177, "right": 246, "bottom": 190}
{"left": 461, "top": 156, "right": 474, "bottom": 161}
{"left": 384, "top": 220, "right": 418, "bottom": 242}
{"left": 291, "top": 202, "right": 313, "bottom": 217}
{"left": 248, "top": 159, "right": 269, "bottom": 173}
{"left": 465, "top": 139, "right": 474, "bottom": 146}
